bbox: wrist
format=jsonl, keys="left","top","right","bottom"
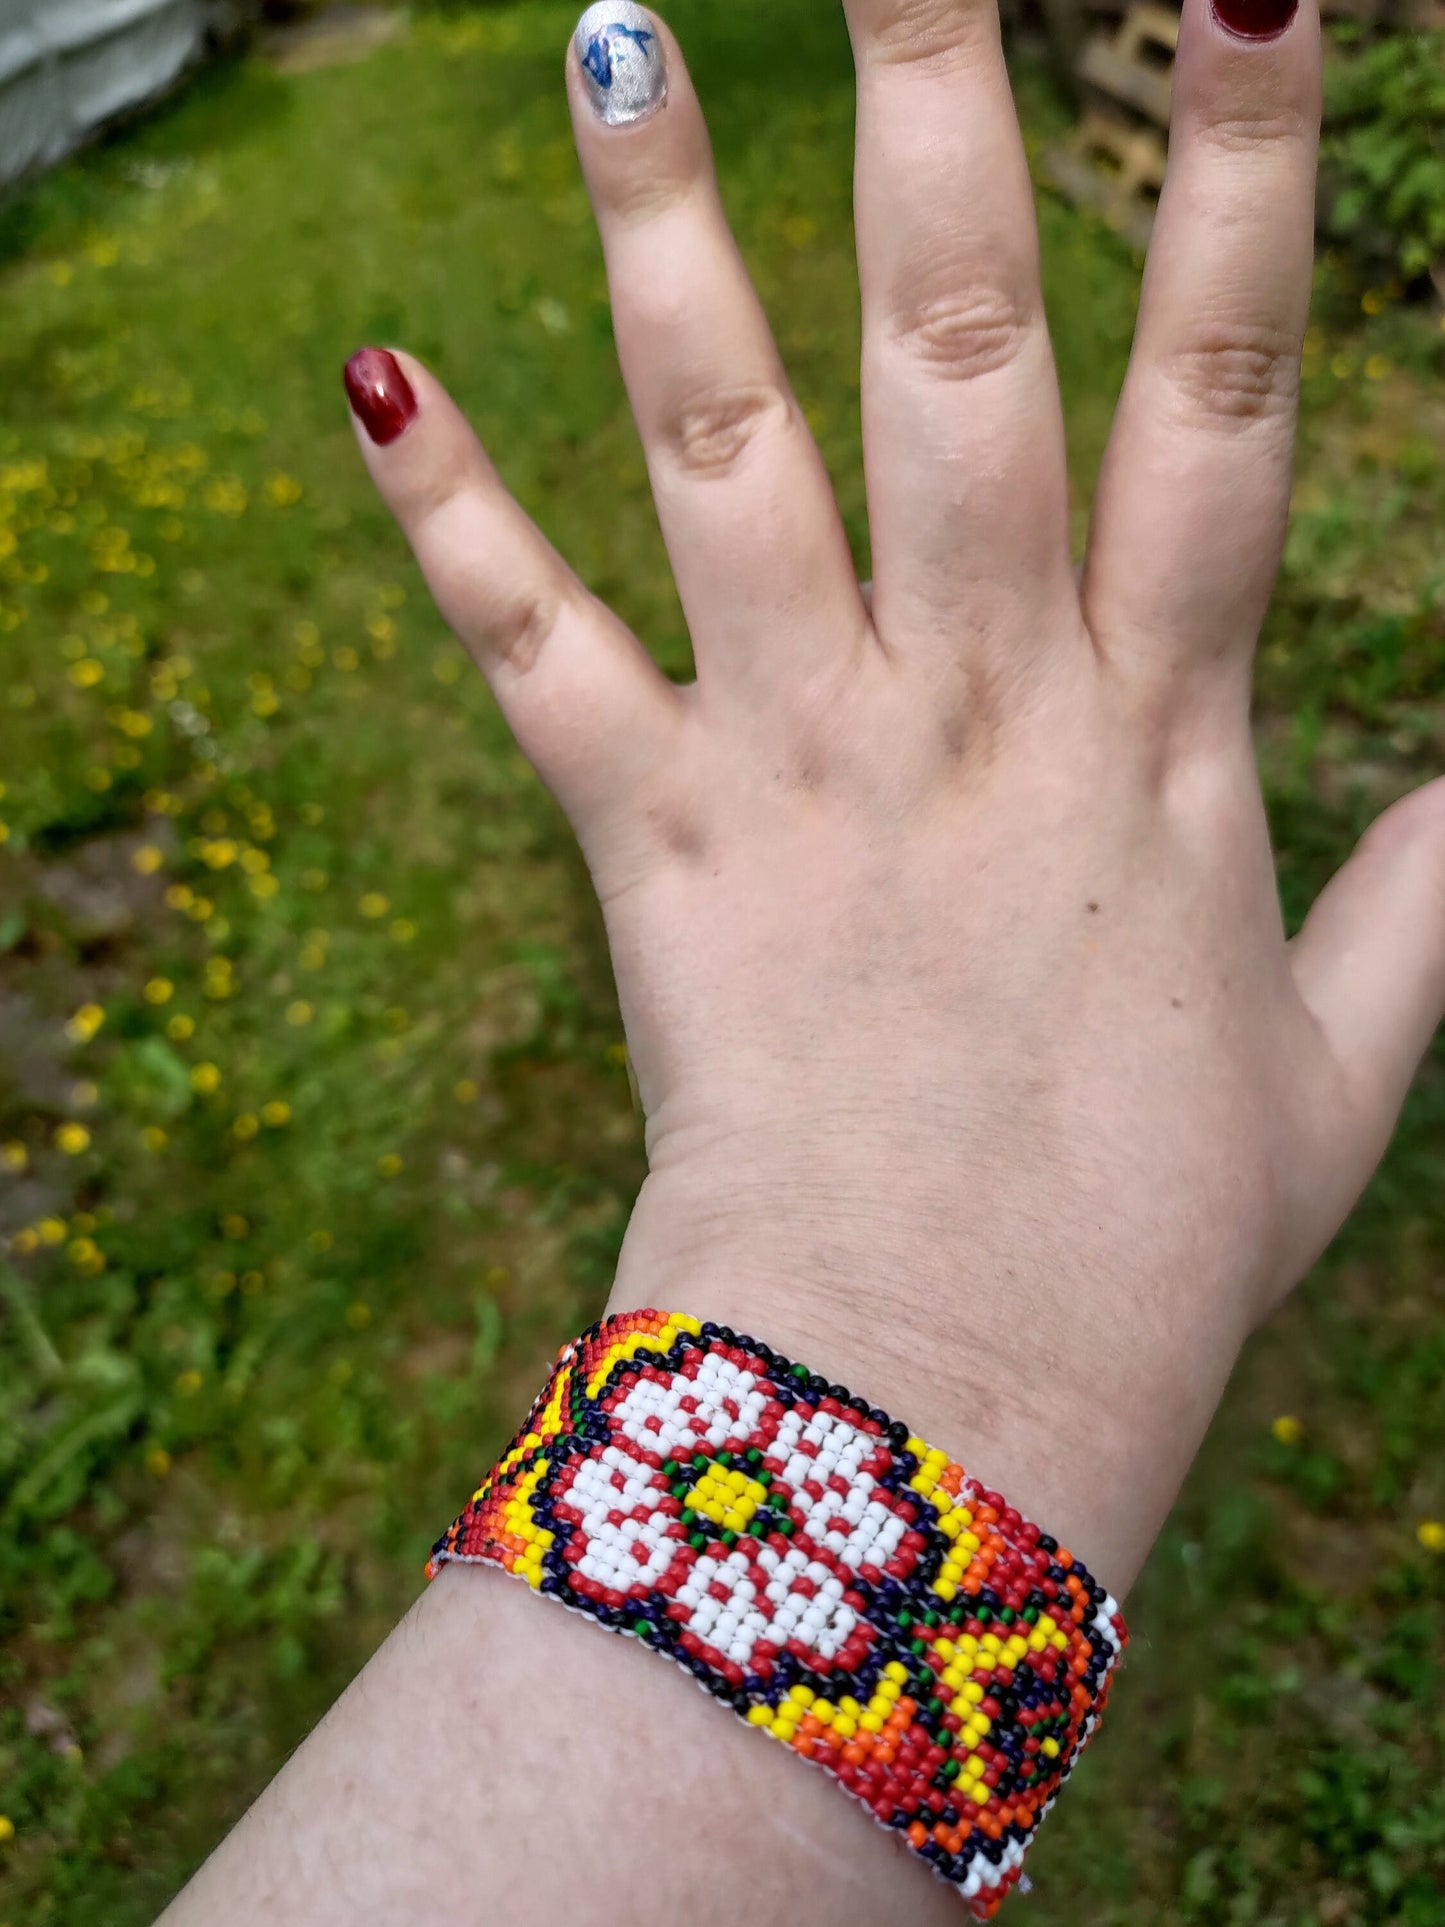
{"left": 610, "top": 1157, "right": 1250, "bottom": 1594}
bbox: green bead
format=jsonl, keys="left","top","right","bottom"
{"left": 999, "top": 1607, "right": 1015, "bottom": 1623}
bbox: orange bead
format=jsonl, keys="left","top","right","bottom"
{"left": 908, "top": 1822, "right": 928, "bottom": 1850}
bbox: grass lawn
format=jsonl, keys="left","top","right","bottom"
{"left": 1, "top": 3, "right": 1442, "bottom": 1920}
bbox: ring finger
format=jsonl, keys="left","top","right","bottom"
{"left": 567, "top": 6, "right": 869, "bottom": 718}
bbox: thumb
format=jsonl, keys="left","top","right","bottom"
{"left": 1290, "top": 776, "right": 1445, "bottom": 1168}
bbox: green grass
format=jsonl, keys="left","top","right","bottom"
{"left": 0, "top": 5, "right": 1442, "bottom": 1922}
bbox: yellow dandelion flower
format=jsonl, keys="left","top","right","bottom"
{"left": 264, "top": 472, "right": 303, "bottom": 507}
{"left": 300, "top": 872, "right": 328, "bottom": 897}
{"left": 175, "top": 1368, "right": 203, "bottom": 1396}
{"left": 190, "top": 1062, "right": 221, "bottom": 1094}
{"left": 186, "top": 897, "right": 214, "bottom": 922}
{"left": 1271, "top": 1415, "right": 1303, "bottom": 1447}
{"left": 367, "top": 614, "right": 397, "bottom": 644}
{"left": 346, "top": 1301, "right": 372, "bottom": 1330}
{"left": 260, "top": 1100, "right": 291, "bottom": 1128}
{"left": 210, "top": 1270, "right": 236, "bottom": 1297}
{"left": 0, "top": 823, "right": 9, "bottom": 846}
{"left": 232, "top": 1113, "right": 259, "bottom": 1141}
{"left": 241, "top": 1269, "right": 265, "bottom": 1295}
{"left": 252, "top": 689, "right": 279, "bottom": 718}
{"left": 141, "top": 1125, "right": 167, "bottom": 1151}
{"left": 143, "top": 978, "right": 174, "bottom": 1005}
{"left": 37, "top": 1217, "right": 68, "bottom": 1246}
{"left": 1364, "top": 354, "right": 1391, "bottom": 382}
{"left": 377, "top": 1152, "right": 403, "bottom": 1178}
{"left": 240, "top": 847, "right": 269, "bottom": 876}
{"left": 68, "top": 1237, "right": 105, "bottom": 1274}
{"left": 67, "top": 658, "right": 105, "bottom": 688}
{"left": 433, "top": 654, "right": 461, "bottom": 685}
{"left": 1418, "top": 1521, "right": 1445, "bottom": 1554}
{"left": 54, "top": 1122, "right": 91, "bottom": 1155}
{"left": 0, "top": 1813, "right": 14, "bottom": 1842}
{"left": 1, "top": 1141, "right": 28, "bottom": 1171}
{"left": 249, "top": 873, "right": 279, "bottom": 900}
{"left": 132, "top": 844, "right": 165, "bottom": 875}
{"left": 146, "top": 1447, "right": 171, "bottom": 1478}
{"left": 390, "top": 918, "right": 417, "bottom": 943}
{"left": 10, "top": 1227, "right": 39, "bottom": 1255}
{"left": 84, "top": 768, "right": 113, "bottom": 793}
{"left": 299, "top": 802, "right": 325, "bottom": 826}
{"left": 333, "top": 645, "right": 359, "bottom": 672}
{"left": 359, "top": 892, "right": 389, "bottom": 919}
{"left": 166, "top": 1013, "right": 195, "bottom": 1041}
{"left": 453, "top": 1079, "right": 479, "bottom": 1104}
{"left": 65, "top": 1002, "right": 105, "bottom": 1043}
{"left": 285, "top": 1000, "right": 313, "bottom": 1026}
{"left": 221, "top": 1214, "right": 249, "bottom": 1240}
{"left": 165, "top": 881, "right": 194, "bottom": 909}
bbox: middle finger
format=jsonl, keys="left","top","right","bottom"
{"left": 845, "top": 0, "right": 1083, "bottom": 702}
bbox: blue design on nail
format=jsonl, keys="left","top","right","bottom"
{"left": 580, "top": 21, "right": 655, "bottom": 89}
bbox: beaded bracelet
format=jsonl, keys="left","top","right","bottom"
{"left": 428, "top": 1309, "right": 1127, "bottom": 1918}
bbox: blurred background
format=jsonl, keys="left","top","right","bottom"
{"left": 0, "top": 2, "right": 1441, "bottom": 1921}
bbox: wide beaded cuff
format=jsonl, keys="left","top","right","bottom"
{"left": 428, "top": 1310, "right": 1127, "bottom": 1918}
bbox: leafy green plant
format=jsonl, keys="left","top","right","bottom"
{"left": 1322, "top": 31, "right": 1445, "bottom": 284}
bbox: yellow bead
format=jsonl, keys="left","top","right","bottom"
{"left": 838, "top": 1696, "right": 862, "bottom": 1717}
{"left": 859, "top": 1713, "right": 884, "bottom": 1734}
{"left": 1042, "top": 1738, "right": 1060, "bottom": 1758}
{"left": 790, "top": 1685, "right": 815, "bottom": 1708}
{"left": 746, "top": 1704, "right": 772, "bottom": 1726}
{"left": 884, "top": 1661, "right": 908, "bottom": 1684}
{"left": 833, "top": 1715, "right": 857, "bottom": 1739}
{"left": 934, "top": 1579, "right": 957, "bottom": 1602}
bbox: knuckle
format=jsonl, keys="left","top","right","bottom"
{"left": 1196, "top": 105, "right": 1313, "bottom": 158}
{"left": 889, "top": 282, "right": 1035, "bottom": 383}
{"left": 1164, "top": 322, "right": 1299, "bottom": 429}
{"left": 663, "top": 381, "right": 797, "bottom": 480}
{"left": 485, "top": 585, "right": 563, "bottom": 675}
{"left": 862, "top": 0, "right": 988, "bottom": 72}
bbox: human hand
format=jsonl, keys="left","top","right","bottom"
{"left": 343, "top": 0, "right": 1445, "bottom": 1593}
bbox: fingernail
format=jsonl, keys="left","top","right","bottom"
{"left": 574, "top": 2, "right": 666, "bottom": 125}
{"left": 1211, "top": 0, "right": 1298, "bottom": 39}
{"left": 343, "top": 348, "right": 418, "bottom": 446}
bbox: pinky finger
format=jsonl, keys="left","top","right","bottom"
{"left": 343, "top": 347, "right": 682, "bottom": 846}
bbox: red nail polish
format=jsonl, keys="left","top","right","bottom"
{"left": 1211, "top": 0, "right": 1297, "bottom": 38}
{"left": 343, "top": 348, "right": 418, "bottom": 445}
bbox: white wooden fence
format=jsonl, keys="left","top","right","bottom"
{"left": 0, "top": 0, "right": 244, "bottom": 188}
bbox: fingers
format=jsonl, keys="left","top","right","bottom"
{"left": 566, "top": 6, "right": 868, "bottom": 714}
{"left": 842, "top": 0, "right": 1078, "bottom": 687}
{"left": 1290, "top": 778, "right": 1445, "bottom": 1188}
{"left": 1084, "top": 0, "right": 1321, "bottom": 695}
{"left": 343, "top": 348, "right": 681, "bottom": 846}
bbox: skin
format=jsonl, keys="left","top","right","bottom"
{"left": 159, "top": 0, "right": 1445, "bottom": 1920}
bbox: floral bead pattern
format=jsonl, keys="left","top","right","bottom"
{"left": 428, "top": 1310, "right": 1127, "bottom": 1918}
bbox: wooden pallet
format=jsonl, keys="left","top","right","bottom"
{"left": 1044, "top": 103, "right": 1166, "bottom": 252}
{"left": 1039, "top": 0, "right": 1436, "bottom": 250}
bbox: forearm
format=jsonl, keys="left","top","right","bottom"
{"left": 162, "top": 1181, "right": 1195, "bottom": 1927}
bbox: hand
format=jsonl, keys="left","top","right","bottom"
{"left": 344, "top": 0, "right": 1445, "bottom": 1593}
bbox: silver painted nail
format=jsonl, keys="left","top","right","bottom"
{"left": 574, "top": 2, "right": 666, "bottom": 125}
